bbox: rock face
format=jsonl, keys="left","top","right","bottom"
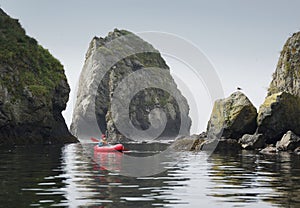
{"left": 207, "top": 91, "right": 257, "bottom": 140}
{"left": 71, "top": 29, "right": 191, "bottom": 142}
{"left": 258, "top": 32, "right": 300, "bottom": 145}
{"left": 268, "top": 32, "right": 300, "bottom": 97}
{"left": 257, "top": 92, "right": 300, "bottom": 144}
{"left": 276, "top": 130, "right": 300, "bottom": 151}
{"left": 0, "top": 9, "right": 77, "bottom": 145}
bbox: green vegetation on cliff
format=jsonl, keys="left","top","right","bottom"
{"left": 0, "top": 8, "right": 76, "bottom": 145}
{"left": 0, "top": 9, "right": 65, "bottom": 97}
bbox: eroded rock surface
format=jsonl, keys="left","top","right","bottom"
{"left": 71, "top": 29, "right": 191, "bottom": 142}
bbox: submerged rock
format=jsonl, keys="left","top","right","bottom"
{"left": 0, "top": 9, "right": 77, "bottom": 145}
{"left": 260, "top": 145, "right": 277, "bottom": 154}
{"left": 71, "top": 29, "right": 191, "bottom": 142}
{"left": 276, "top": 130, "right": 300, "bottom": 151}
{"left": 257, "top": 92, "right": 300, "bottom": 144}
{"left": 171, "top": 134, "right": 204, "bottom": 151}
{"left": 200, "top": 138, "right": 241, "bottom": 152}
{"left": 206, "top": 91, "right": 257, "bottom": 140}
{"left": 171, "top": 132, "right": 242, "bottom": 152}
{"left": 239, "top": 133, "right": 265, "bottom": 150}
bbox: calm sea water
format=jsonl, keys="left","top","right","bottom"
{"left": 0, "top": 142, "right": 299, "bottom": 208}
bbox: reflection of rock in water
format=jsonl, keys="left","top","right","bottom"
{"left": 60, "top": 143, "right": 189, "bottom": 207}
{"left": 0, "top": 145, "right": 66, "bottom": 207}
{"left": 208, "top": 150, "right": 300, "bottom": 207}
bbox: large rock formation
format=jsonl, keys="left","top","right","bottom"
{"left": 0, "top": 9, "right": 77, "bottom": 145}
{"left": 268, "top": 32, "right": 300, "bottom": 97}
{"left": 71, "top": 29, "right": 191, "bottom": 142}
{"left": 257, "top": 32, "right": 300, "bottom": 145}
{"left": 206, "top": 91, "right": 257, "bottom": 140}
{"left": 257, "top": 92, "right": 300, "bottom": 144}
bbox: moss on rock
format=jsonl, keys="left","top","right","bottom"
{"left": 207, "top": 91, "right": 257, "bottom": 140}
{"left": 0, "top": 8, "right": 77, "bottom": 145}
{"left": 257, "top": 92, "right": 300, "bottom": 144}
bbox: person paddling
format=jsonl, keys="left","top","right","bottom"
{"left": 98, "top": 134, "right": 108, "bottom": 147}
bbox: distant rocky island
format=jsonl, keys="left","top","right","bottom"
{"left": 175, "top": 32, "right": 300, "bottom": 154}
{"left": 71, "top": 29, "right": 191, "bottom": 143}
{"left": 0, "top": 9, "right": 77, "bottom": 145}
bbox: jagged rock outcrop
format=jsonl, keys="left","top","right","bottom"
{"left": 260, "top": 131, "right": 300, "bottom": 154}
{"left": 0, "top": 9, "right": 77, "bottom": 145}
{"left": 268, "top": 32, "right": 300, "bottom": 97}
{"left": 276, "top": 130, "right": 300, "bottom": 151}
{"left": 257, "top": 92, "right": 300, "bottom": 144}
{"left": 71, "top": 29, "right": 191, "bottom": 142}
{"left": 206, "top": 91, "right": 257, "bottom": 140}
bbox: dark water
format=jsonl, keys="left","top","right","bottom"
{"left": 0, "top": 143, "right": 300, "bottom": 208}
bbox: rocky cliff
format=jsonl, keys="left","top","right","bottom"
{"left": 0, "top": 9, "right": 77, "bottom": 145}
{"left": 71, "top": 29, "right": 191, "bottom": 142}
{"left": 268, "top": 32, "right": 300, "bottom": 97}
{"left": 258, "top": 31, "right": 300, "bottom": 144}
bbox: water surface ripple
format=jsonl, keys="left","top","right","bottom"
{"left": 0, "top": 143, "right": 299, "bottom": 207}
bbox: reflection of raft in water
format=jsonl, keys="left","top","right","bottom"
{"left": 93, "top": 150, "right": 123, "bottom": 172}
{"left": 94, "top": 144, "right": 124, "bottom": 152}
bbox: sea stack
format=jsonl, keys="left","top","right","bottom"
{"left": 71, "top": 29, "right": 191, "bottom": 142}
{"left": 257, "top": 32, "right": 300, "bottom": 144}
{"left": 0, "top": 9, "right": 77, "bottom": 145}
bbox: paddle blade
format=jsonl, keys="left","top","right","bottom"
{"left": 91, "top": 137, "right": 99, "bottom": 143}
